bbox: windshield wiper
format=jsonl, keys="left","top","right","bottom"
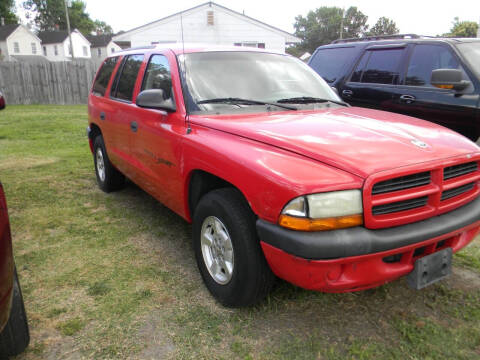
{"left": 197, "top": 97, "right": 297, "bottom": 110}
{"left": 276, "top": 96, "right": 349, "bottom": 107}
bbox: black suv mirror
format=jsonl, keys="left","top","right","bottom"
{"left": 136, "top": 89, "right": 176, "bottom": 112}
{"left": 431, "top": 69, "right": 470, "bottom": 91}
{"left": 0, "top": 92, "right": 5, "bottom": 110}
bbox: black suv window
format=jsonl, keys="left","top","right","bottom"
{"left": 405, "top": 45, "right": 461, "bottom": 86}
{"left": 141, "top": 55, "right": 173, "bottom": 100}
{"left": 111, "top": 54, "right": 144, "bottom": 101}
{"left": 309, "top": 47, "right": 357, "bottom": 83}
{"left": 351, "top": 49, "right": 403, "bottom": 84}
{"left": 92, "top": 57, "right": 119, "bottom": 96}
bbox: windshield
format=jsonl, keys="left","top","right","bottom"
{"left": 457, "top": 42, "right": 480, "bottom": 77}
{"left": 179, "top": 51, "right": 341, "bottom": 114}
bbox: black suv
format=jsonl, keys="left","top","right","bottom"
{"left": 308, "top": 35, "right": 480, "bottom": 141}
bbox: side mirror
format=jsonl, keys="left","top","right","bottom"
{"left": 136, "top": 89, "right": 176, "bottom": 112}
{"left": 431, "top": 69, "right": 470, "bottom": 91}
{"left": 0, "top": 92, "right": 5, "bottom": 110}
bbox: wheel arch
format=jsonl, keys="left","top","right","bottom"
{"left": 186, "top": 169, "right": 254, "bottom": 222}
{"left": 88, "top": 122, "right": 102, "bottom": 140}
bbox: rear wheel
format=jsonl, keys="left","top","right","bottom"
{"left": 193, "top": 188, "right": 274, "bottom": 307}
{"left": 0, "top": 269, "right": 29, "bottom": 357}
{"left": 93, "top": 135, "right": 125, "bottom": 192}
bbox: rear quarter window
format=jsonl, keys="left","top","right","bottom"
{"left": 111, "top": 54, "right": 144, "bottom": 102}
{"left": 309, "top": 47, "right": 357, "bottom": 83}
{"left": 92, "top": 57, "right": 119, "bottom": 96}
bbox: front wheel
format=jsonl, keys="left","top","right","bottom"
{"left": 193, "top": 188, "right": 274, "bottom": 307}
{"left": 0, "top": 269, "right": 30, "bottom": 357}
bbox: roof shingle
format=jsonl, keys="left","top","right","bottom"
{"left": 0, "top": 24, "right": 20, "bottom": 41}
{"left": 37, "top": 31, "right": 69, "bottom": 44}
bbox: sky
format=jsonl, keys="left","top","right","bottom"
{"left": 15, "top": 0, "right": 480, "bottom": 36}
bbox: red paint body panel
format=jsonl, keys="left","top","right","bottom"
{"left": 261, "top": 222, "right": 480, "bottom": 292}
{"left": 189, "top": 107, "right": 479, "bottom": 179}
{"left": 0, "top": 184, "right": 15, "bottom": 331}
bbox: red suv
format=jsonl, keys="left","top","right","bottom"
{"left": 0, "top": 93, "right": 30, "bottom": 356}
{"left": 88, "top": 46, "right": 480, "bottom": 307}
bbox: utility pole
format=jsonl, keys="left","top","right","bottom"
{"left": 64, "top": 0, "right": 74, "bottom": 59}
{"left": 339, "top": 8, "right": 345, "bottom": 39}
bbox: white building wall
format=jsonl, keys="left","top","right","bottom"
{"left": 91, "top": 41, "right": 122, "bottom": 61}
{"left": 115, "top": 6, "right": 294, "bottom": 53}
{"left": 43, "top": 31, "right": 91, "bottom": 61}
{"left": 43, "top": 43, "right": 67, "bottom": 61}
{"left": 0, "top": 41, "right": 8, "bottom": 61}
{"left": 5, "top": 26, "right": 42, "bottom": 60}
{"left": 65, "top": 31, "right": 91, "bottom": 59}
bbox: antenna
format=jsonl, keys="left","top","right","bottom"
{"left": 180, "top": 12, "right": 192, "bottom": 135}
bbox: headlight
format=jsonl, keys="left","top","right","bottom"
{"left": 279, "top": 190, "right": 363, "bottom": 231}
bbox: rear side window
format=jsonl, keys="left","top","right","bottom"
{"left": 405, "top": 45, "right": 462, "bottom": 86}
{"left": 92, "top": 57, "right": 118, "bottom": 96}
{"left": 309, "top": 47, "right": 357, "bottom": 83}
{"left": 141, "top": 55, "right": 173, "bottom": 100}
{"left": 111, "top": 54, "right": 144, "bottom": 102}
{"left": 351, "top": 49, "right": 404, "bottom": 84}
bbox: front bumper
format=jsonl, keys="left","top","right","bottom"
{"left": 257, "top": 196, "right": 480, "bottom": 292}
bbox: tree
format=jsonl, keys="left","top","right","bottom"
{"left": 0, "top": 0, "right": 18, "bottom": 25}
{"left": 293, "top": 6, "right": 368, "bottom": 53}
{"left": 368, "top": 17, "right": 399, "bottom": 36}
{"left": 445, "top": 17, "right": 478, "bottom": 37}
{"left": 23, "top": 0, "right": 112, "bottom": 34}
{"left": 93, "top": 20, "right": 113, "bottom": 35}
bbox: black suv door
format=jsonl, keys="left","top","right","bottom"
{"left": 389, "top": 43, "right": 479, "bottom": 140}
{"left": 340, "top": 45, "right": 407, "bottom": 110}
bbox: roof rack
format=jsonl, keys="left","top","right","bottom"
{"left": 331, "top": 34, "right": 435, "bottom": 44}
{"left": 122, "top": 45, "right": 156, "bottom": 51}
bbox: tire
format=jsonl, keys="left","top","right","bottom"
{"left": 193, "top": 188, "right": 274, "bottom": 307}
{"left": 93, "top": 135, "right": 125, "bottom": 193}
{"left": 0, "top": 269, "right": 29, "bottom": 357}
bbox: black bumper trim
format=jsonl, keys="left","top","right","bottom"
{"left": 257, "top": 196, "right": 480, "bottom": 260}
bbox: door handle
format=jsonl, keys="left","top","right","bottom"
{"left": 130, "top": 121, "right": 138, "bottom": 132}
{"left": 342, "top": 90, "right": 353, "bottom": 98}
{"left": 100, "top": 112, "right": 106, "bottom": 121}
{"left": 400, "top": 95, "right": 416, "bottom": 104}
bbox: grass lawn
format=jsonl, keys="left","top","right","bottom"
{"left": 1, "top": 104, "right": 480, "bottom": 359}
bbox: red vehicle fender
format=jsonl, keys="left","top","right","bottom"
{"left": 181, "top": 124, "right": 363, "bottom": 223}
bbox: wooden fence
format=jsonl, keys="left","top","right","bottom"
{"left": 0, "top": 61, "right": 99, "bottom": 105}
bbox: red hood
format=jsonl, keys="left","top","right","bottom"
{"left": 190, "top": 107, "right": 480, "bottom": 178}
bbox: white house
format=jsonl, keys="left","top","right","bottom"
{"left": 0, "top": 24, "right": 43, "bottom": 61}
{"left": 113, "top": 2, "right": 301, "bottom": 53}
{"left": 38, "top": 29, "right": 91, "bottom": 61}
{"left": 86, "top": 34, "right": 122, "bottom": 61}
